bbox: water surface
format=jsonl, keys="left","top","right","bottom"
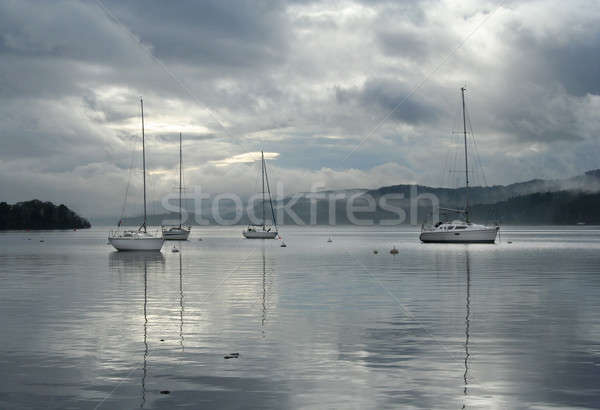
{"left": 1, "top": 226, "right": 599, "bottom": 409}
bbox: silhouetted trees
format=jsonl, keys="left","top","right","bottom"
{"left": 0, "top": 200, "right": 91, "bottom": 230}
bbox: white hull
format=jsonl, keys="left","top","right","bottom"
{"left": 420, "top": 227, "right": 498, "bottom": 243}
{"left": 162, "top": 227, "right": 190, "bottom": 241}
{"left": 243, "top": 230, "right": 278, "bottom": 239}
{"left": 109, "top": 236, "right": 164, "bottom": 251}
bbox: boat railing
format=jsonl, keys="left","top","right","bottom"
{"left": 109, "top": 228, "right": 162, "bottom": 238}
{"left": 161, "top": 225, "right": 191, "bottom": 231}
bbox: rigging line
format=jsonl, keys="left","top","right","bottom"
{"left": 93, "top": 0, "right": 234, "bottom": 140}
{"left": 443, "top": 94, "right": 463, "bottom": 188}
{"left": 340, "top": 1, "right": 508, "bottom": 165}
{"left": 263, "top": 155, "right": 278, "bottom": 227}
{"left": 465, "top": 101, "right": 488, "bottom": 188}
{"left": 119, "top": 134, "right": 138, "bottom": 223}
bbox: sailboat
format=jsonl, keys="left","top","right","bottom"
{"left": 243, "top": 151, "right": 278, "bottom": 239}
{"left": 419, "top": 87, "right": 499, "bottom": 244}
{"left": 162, "top": 132, "right": 191, "bottom": 240}
{"left": 108, "top": 99, "right": 164, "bottom": 251}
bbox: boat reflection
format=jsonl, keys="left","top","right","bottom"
{"left": 108, "top": 251, "right": 165, "bottom": 272}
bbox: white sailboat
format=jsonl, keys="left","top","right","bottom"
{"left": 420, "top": 87, "right": 499, "bottom": 244}
{"left": 162, "top": 132, "right": 191, "bottom": 240}
{"left": 243, "top": 151, "right": 278, "bottom": 239}
{"left": 109, "top": 99, "right": 164, "bottom": 252}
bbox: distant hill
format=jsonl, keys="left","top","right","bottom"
{"left": 118, "top": 169, "right": 600, "bottom": 226}
{"left": 366, "top": 169, "right": 600, "bottom": 208}
{"left": 0, "top": 200, "right": 91, "bottom": 230}
{"left": 471, "top": 191, "right": 600, "bottom": 225}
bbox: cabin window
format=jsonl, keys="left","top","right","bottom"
{"left": 455, "top": 226, "right": 467, "bottom": 230}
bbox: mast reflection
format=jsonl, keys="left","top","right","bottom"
{"left": 179, "top": 252, "right": 184, "bottom": 351}
{"left": 262, "top": 246, "right": 266, "bottom": 332}
{"left": 106, "top": 252, "right": 166, "bottom": 408}
{"left": 141, "top": 261, "right": 148, "bottom": 408}
{"left": 462, "top": 250, "right": 471, "bottom": 409}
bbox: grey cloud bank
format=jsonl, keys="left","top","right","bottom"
{"left": 0, "top": 0, "right": 599, "bottom": 217}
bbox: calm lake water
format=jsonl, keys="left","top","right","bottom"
{"left": 1, "top": 226, "right": 599, "bottom": 409}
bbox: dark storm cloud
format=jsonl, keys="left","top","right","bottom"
{"left": 502, "top": 20, "right": 600, "bottom": 97}
{"left": 335, "top": 78, "right": 439, "bottom": 125}
{"left": 100, "top": 0, "right": 291, "bottom": 68}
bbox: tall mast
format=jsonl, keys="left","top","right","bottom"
{"left": 141, "top": 98, "right": 147, "bottom": 233}
{"left": 461, "top": 87, "right": 470, "bottom": 223}
{"left": 261, "top": 150, "right": 265, "bottom": 230}
{"left": 179, "top": 132, "right": 182, "bottom": 228}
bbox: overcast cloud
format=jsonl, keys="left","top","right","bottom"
{"left": 1, "top": 0, "right": 599, "bottom": 218}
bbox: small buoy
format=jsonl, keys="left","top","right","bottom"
{"left": 280, "top": 241, "right": 287, "bottom": 247}
{"left": 373, "top": 250, "right": 378, "bottom": 254}
{"left": 507, "top": 241, "right": 513, "bottom": 244}
{"left": 390, "top": 246, "right": 398, "bottom": 255}
{"left": 160, "top": 390, "right": 170, "bottom": 395}
{"left": 160, "top": 339, "right": 165, "bottom": 342}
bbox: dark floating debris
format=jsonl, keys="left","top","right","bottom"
{"left": 40, "top": 240, "right": 45, "bottom": 243}
{"left": 280, "top": 241, "right": 287, "bottom": 248}
{"left": 160, "top": 390, "right": 170, "bottom": 395}
{"left": 390, "top": 246, "right": 398, "bottom": 255}
{"left": 373, "top": 250, "right": 378, "bottom": 254}
{"left": 160, "top": 339, "right": 165, "bottom": 342}
{"left": 197, "top": 238, "right": 202, "bottom": 241}
{"left": 224, "top": 352, "right": 240, "bottom": 359}
{"left": 507, "top": 241, "right": 513, "bottom": 244}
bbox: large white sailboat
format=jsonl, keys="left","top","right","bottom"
{"left": 162, "top": 132, "right": 191, "bottom": 241}
{"left": 109, "top": 99, "right": 164, "bottom": 252}
{"left": 243, "top": 151, "right": 278, "bottom": 239}
{"left": 420, "top": 88, "right": 499, "bottom": 244}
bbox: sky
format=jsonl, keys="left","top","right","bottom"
{"left": 1, "top": 0, "right": 599, "bottom": 218}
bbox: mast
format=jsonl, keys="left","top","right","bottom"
{"left": 261, "top": 150, "right": 266, "bottom": 230}
{"left": 179, "top": 132, "right": 182, "bottom": 228}
{"left": 141, "top": 98, "right": 147, "bottom": 233}
{"left": 461, "top": 87, "right": 470, "bottom": 223}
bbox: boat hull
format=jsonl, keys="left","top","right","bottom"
{"left": 108, "top": 237, "right": 164, "bottom": 251}
{"left": 420, "top": 228, "right": 498, "bottom": 244}
{"left": 162, "top": 228, "right": 190, "bottom": 241}
{"left": 243, "top": 230, "right": 278, "bottom": 239}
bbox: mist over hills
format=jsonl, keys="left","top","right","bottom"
{"left": 111, "top": 169, "right": 600, "bottom": 226}
{"left": 367, "top": 169, "right": 600, "bottom": 208}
